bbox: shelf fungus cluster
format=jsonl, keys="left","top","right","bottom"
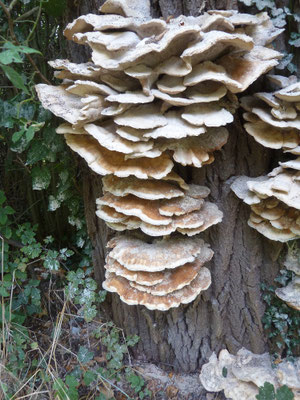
{"left": 241, "top": 75, "right": 300, "bottom": 154}
{"left": 199, "top": 348, "right": 300, "bottom": 399}
{"left": 36, "top": 0, "right": 283, "bottom": 310}
{"left": 232, "top": 76, "right": 300, "bottom": 243}
{"left": 231, "top": 162, "right": 300, "bottom": 242}
{"left": 102, "top": 236, "right": 213, "bottom": 311}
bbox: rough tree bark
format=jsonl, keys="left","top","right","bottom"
{"left": 65, "top": 0, "right": 285, "bottom": 375}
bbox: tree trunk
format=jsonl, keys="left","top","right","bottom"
{"left": 65, "top": 0, "right": 285, "bottom": 374}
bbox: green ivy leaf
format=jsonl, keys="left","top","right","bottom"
{"left": 0, "top": 209, "right": 8, "bottom": 225}
{"left": 0, "top": 286, "right": 10, "bottom": 297}
{"left": 0, "top": 192, "right": 6, "bottom": 205}
{"left": 77, "top": 346, "right": 94, "bottom": 364}
{"left": 276, "top": 385, "right": 294, "bottom": 400}
{"left": 83, "top": 370, "right": 97, "bottom": 386}
{"left": 12, "top": 127, "right": 26, "bottom": 143}
{"left": 25, "top": 126, "right": 36, "bottom": 142}
{"left": 0, "top": 65, "right": 29, "bottom": 94}
{"left": 16, "top": 45, "right": 42, "bottom": 55}
{"left": 256, "top": 382, "right": 276, "bottom": 400}
{"left": 0, "top": 50, "right": 22, "bottom": 65}
{"left": 31, "top": 166, "right": 51, "bottom": 191}
{"left": 289, "top": 33, "right": 300, "bottom": 48}
{"left": 65, "top": 375, "right": 79, "bottom": 389}
{"left": 26, "top": 140, "right": 49, "bottom": 165}
{"left": 43, "top": 250, "right": 60, "bottom": 270}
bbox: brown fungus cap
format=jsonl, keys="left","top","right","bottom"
{"left": 247, "top": 172, "right": 300, "bottom": 210}
{"left": 275, "top": 82, "right": 300, "bottom": 102}
{"left": 97, "top": 193, "right": 172, "bottom": 225}
{"left": 105, "top": 256, "right": 165, "bottom": 286}
{"left": 176, "top": 202, "right": 223, "bottom": 235}
{"left": 181, "top": 103, "right": 233, "bottom": 127}
{"left": 64, "top": 134, "right": 173, "bottom": 179}
{"left": 165, "top": 127, "right": 229, "bottom": 167}
{"left": 143, "top": 111, "right": 206, "bottom": 140}
{"left": 84, "top": 122, "right": 154, "bottom": 154}
{"left": 35, "top": 84, "right": 105, "bottom": 127}
{"left": 102, "top": 175, "right": 185, "bottom": 200}
{"left": 181, "top": 31, "right": 254, "bottom": 66}
{"left": 216, "top": 52, "right": 279, "bottom": 93}
{"left": 103, "top": 267, "right": 212, "bottom": 311}
{"left": 275, "top": 277, "right": 300, "bottom": 311}
{"left": 107, "top": 235, "right": 210, "bottom": 272}
{"left": 114, "top": 104, "right": 167, "bottom": 130}
{"left": 248, "top": 219, "right": 297, "bottom": 242}
{"left": 129, "top": 250, "right": 213, "bottom": 295}
{"left": 100, "top": 0, "right": 151, "bottom": 20}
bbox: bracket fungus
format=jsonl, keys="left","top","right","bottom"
{"left": 241, "top": 76, "right": 300, "bottom": 154}
{"left": 199, "top": 348, "right": 300, "bottom": 399}
{"left": 232, "top": 75, "right": 300, "bottom": 244}
{"left": 231, "top": 164, "right": 300, "bottom": 242}
{"left": 36, "top": 0, "right": 283, "bottom": 310}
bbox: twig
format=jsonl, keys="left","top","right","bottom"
{"left": 0, "top": 0, "right": 50, "bottom": 84}
{"left": 26, "top": 1, "right": 42, "bottom": 43}
{"left": 8, "top": 0, "right": 18, "bottom": 12}
{"left": 15, "top": 6, "right": 39, "bottom": 22}
{"left": 0, "top": 235, "right": 23, "bottom": 248}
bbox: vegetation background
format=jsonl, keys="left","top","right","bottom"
{"left": 0, "top": 0, "right": 299, "bottom": 398}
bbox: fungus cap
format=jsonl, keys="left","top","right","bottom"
{"left": 64, "top": 134, "right": 173, "bottom": 179}
{"left": 107, "top": 236, "right": 209, "bottom": 272}
{"left": 102, "top": 175, "right": 185, "bottom": 200}
{"left": 103, "top": 267, "right": 211, "bottom": 311}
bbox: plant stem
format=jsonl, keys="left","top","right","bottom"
{"left": 0, "top": 0, "right": 50, "bottom": 84}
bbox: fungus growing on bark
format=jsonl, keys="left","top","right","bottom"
{"left": 241, "top": 78, "right": 300, "bottom": 153}
{"left": 96, "top": 188, "right": 222, "bottom": 237}
{"left": 232, "top": 77, "right": 300, "bottom": 243}
{"left": 199, "top": 348, "right": 300, "bottom": 399}
{"left": 36, "top": 0, "right": 283, "bottom": 310}
{"left": 231, "top": 165, "right": 300, "bottom": 242}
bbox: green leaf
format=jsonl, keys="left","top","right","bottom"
{"left": 276, "top": 385, "right": 294, "bottom": 400}
{"left": 65, "top": 375, "right": 79, "bottom": 389}
{"left": 222, "top": 367, "right": 228, "bottom": 378}
{"left": 0, "top": 65, "right": 29, "bottom": 94}
{"left": 53, "top": 378, "right": 69, "bottom": 400}
{"left": 256, "top": 382, "right": 276, "bottom": 400}
{"left": 289, "top": 33, "right": 300, "bottom": 48}
{"left": 4, "top": 206, "right": 14, "bottom": 215}
{"left": 0, "top": 192, "right": 6, "bottom": 205}
{"left": 3, "top": 226, "right": 12, "bottom": 239}
{"left": 43, "top": 250, "right": 60, "bottom": 271}
{"left": 77, "top": 346, "right": 94, "bottom": 364}
{"left": 31, "top": 166, "right": 51, "bottom": 191}
{"left": 0, "top": 50, "right": 22, "bottom": 65}
{"left": 0, "top": 209, "right": 8, "bottom": 225}
{"left": 16, "top": 45, "right": 42, "bottom": 55}
{"left": 12, "top": 127, "right": 25, "bottom": 143}
{"left": 95, "top": 395, "right": 106, "bottom": 400}
{"left": 26, "top": 140, "right": 49, "bottom": 165}
{"left": 25, "top": 126, "right": 36, "bottom": 142}
{"left": 0, "top": 286, "right": 10, "bottom": 297}
{"left": 84, "top": 370, "right": 97, "bottom": 386}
